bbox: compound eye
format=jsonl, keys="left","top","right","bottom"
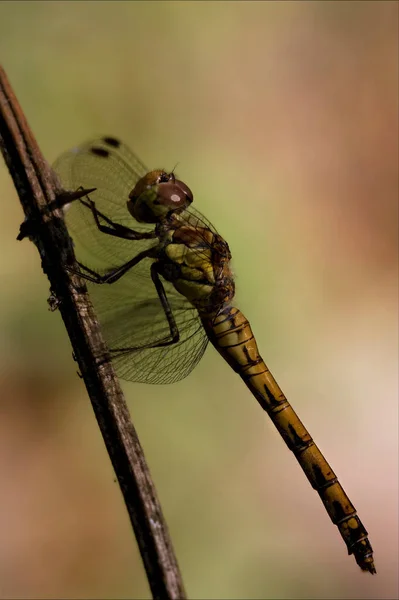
{"left": 157, "top": 181, "right": 187, "bottom": 207}
{"left": 175, "top": 179, "right": 193, "bottom": 203}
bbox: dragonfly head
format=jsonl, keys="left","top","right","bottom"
{"left": 127, "top": 170, "right": 193, "bottom": 223}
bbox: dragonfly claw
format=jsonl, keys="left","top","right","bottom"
{"left": 16, "top": 188, "right": 96, "bottom": 240}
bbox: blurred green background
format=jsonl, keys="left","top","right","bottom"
{"left": 0, "top": 1, "right": 397, "bottom": 599}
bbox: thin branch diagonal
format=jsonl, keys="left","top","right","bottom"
{"left": 0, "top": 65, "right": 186, "bottom": 600}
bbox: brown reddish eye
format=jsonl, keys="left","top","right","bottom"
{"left": 157, "top": 182, "right": 187, "bottom": 206}
{"left": 175, "top": 179, "right": 193, "bottom": 203}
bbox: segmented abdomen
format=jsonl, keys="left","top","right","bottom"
{"left": 202, "top": 305, "right": 375, "bottom": 574}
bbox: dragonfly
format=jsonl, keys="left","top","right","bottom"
{"left": 53, "top": 136, "right": 375, "bottom": 574}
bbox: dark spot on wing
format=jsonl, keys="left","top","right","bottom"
{"left": 102, "top": 136, "right": 121, "bottom": 148}
{"left": 90, "top": 147, "right": 110, "bottom": 158}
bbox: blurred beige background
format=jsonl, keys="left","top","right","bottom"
{"left": 0, "top": 1, "right": 397, "bottom": 599}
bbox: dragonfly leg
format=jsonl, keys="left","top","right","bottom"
{"left": 68, "top": 247, "right": 157, "bottom": 285}
{"left": 109, "top": 264, "right": 180, "bottom": 357}
{"left": 78, "top": 194, "right": 156, "bottom": 241}
{"left": 150, "top": 262, "right": 180, "bottom": 346}
{"left": 16, "top": 187, "right": 96, "bottom": 241}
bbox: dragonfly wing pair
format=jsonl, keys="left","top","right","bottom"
{"left": 53, "top": 136, "right": 209, "bottom": 384}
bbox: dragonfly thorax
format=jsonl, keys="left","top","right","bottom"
{"left": 157, "top": 220, "right": 235, "bottom": 316}
{"left": 127, "top": 170, "right": 193, "bottom": 223}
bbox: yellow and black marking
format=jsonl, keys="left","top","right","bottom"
{"left": 202, "top": 306, "right": 376, "bottom": 574}
{"left": 158, "top": 219, "right": 235, "bottom": 310}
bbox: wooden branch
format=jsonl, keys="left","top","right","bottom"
{"left": 0, "top": 65, "right": 186, "bottom": 600}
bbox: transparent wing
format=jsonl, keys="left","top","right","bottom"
{"left": 53, "top": 136, "right": 223, "bottom": 276}
{"left": 88, "top": 268, "right": 208, "bottom": 384}
{"left": 53, "top": 136, "right": 155, "bottom": 276}
{"left": 53, "top": 136, "right": 210, "bottom": 384}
